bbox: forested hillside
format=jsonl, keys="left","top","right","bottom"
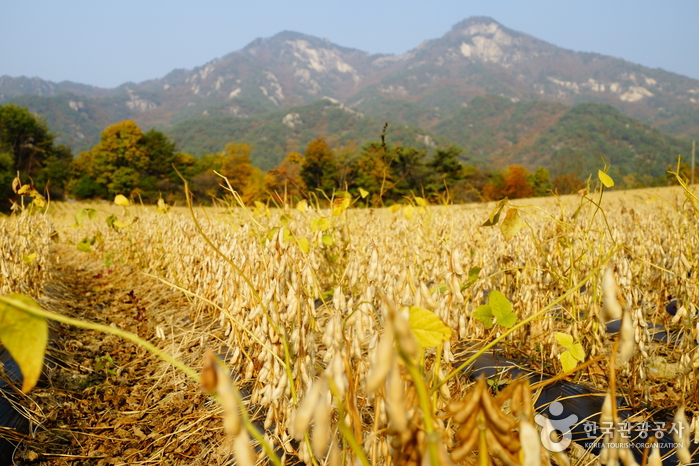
{"left": 2, "top": 101, "right": 696, "bottom": 216}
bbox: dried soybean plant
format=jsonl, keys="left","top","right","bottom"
{"left": 0, "top": 178, "right": 54, "bottom": 297}
{"left": 35, "top": 168, "right": 699, "bottom": 465}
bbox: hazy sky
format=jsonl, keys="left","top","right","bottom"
{"left": 3, "top": 0, "right": 698, "bottom": 88}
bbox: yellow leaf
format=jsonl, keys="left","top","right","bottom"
{"left": 17, "top": 184, "right": 32, "bottom": 195}
{"left": 414, "top": 197, "right": 428, "bottom": 207}
{"left": 598, "top": 170, "right": 614, "bottom": 188}
{"left": 0, "top": 294, "right": 48, "bottom": 392}
{"left": 113, "top": 217, "right": 137, "bottom": 229}
{"left": 157, "top": 198, "right": 169, "bottom": 213}
{"left": 358, "top": 188, "right": 369, "bottom": 199}
{"left": 403, "top": 205, "right": 415, "bottom": 220}
{"left": 296, "top": 200, "right": 307, "bottom": 212}
{"left": 332, "top": 195, "right": 351, "bottom": 216}
{"left": 311, "top": 217, "right": 331, "bottom": 232}
{"left": 22, "top": 253, "right": 37, "bottom": 264}
{"left": 570, "top": 342, "right": 586, "bottom": 362}
{"left": 555, "top": 332, "right": 574, "bottom": 348}
{"left": 388, "top": 204, "right": 401, "bottom": 213}
{"left": 32, "top": 194, "right": 46, "bottom": 208}
{"left": 559, "top": 350, "right": 578, "bottom": 373}
{"left": 500, "top": 208, "right": 524, "bottom": 241}
{"left": 253, "top": 201, "right": 270, "bottom": 217}
{"left": 297, "top": 238, "right": 310, "bottom": 254}
{"left": 482, "top": 198, "right": 508, "bottom": 227}
{"left": 408, "top": 306, "right": 452, "bottom": 347}
{"left": 114, "top": 194, "right": 130, "bottom": 206}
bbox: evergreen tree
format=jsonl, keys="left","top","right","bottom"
{"left": 0, "top": 104, "right": 72, "bottom": 208}
{"left": 426, "top": 146, "right": 465, "bottom": 199}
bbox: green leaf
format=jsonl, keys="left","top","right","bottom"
{"left": 461, "top": 266, "right": 482, "bottom": 290}
{"left": 408, "top": 306, "right": 452, "bottom": 347}
{"left": 297, "top": 238, "right": 310, "bottom": 254}
{"left": 75, "top": 208, "right": 97, "bottom": 225}
{"left": 430, "top": 283, "right": 450, "bottom": 294}
{"left": 482, "top": 198, "right": 508, "bottom": 227}
{"left": 77, "top": 237, "right": 93, "bottom": 253}
{"left": 555, "top": 332, "right": 574, "bottom": 348}
{"left": 598, "top": 170, "right": 615, "bottom": 188}
{"left": 569, "top": 342, "right": 586, "bottom": 362}
{"left": 0, "top": 294, "right": 48, "bottom": 392}
{"left": 265, "top": 227, "right": 280, "bottom": 241}
{"left": 494, "top": 309, "right": 517, "bottom": 328}
{"left": 473, "top": 304, "right": 494, "bottom": 329}
{"left": 281, "top": 228, "right": 294, "bottom": 245}
{"left": 106, "top": 214, "right": 117, "bottom": 230}
{"left": 103, "top": 251, "right": 115, "bottom": 268}
{"left": 321, "top": 234, "right": 334, "bottom": 246}
{"left": 500, "top": 208, "right": 524, "bottom": 241}
{"left": 489, "top": 290, "right": 516, "bottom": 328}
{"left": 311, "top": 217, "right": 331, "bottom": 232}
{"left": 559, "top": 350, "right": 578, "bottom": 373}
{"left": 489, "top": 290, "right": 512, "bottom": 315}
{"left": 358, "top": 188, "right": 369, "bottom": 199}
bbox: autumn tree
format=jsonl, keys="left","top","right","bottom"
{"left": 266, "top": 151, "right": 306, "bottom": 203}
{"left": 301, "top": 138, "right": 337, "bottom": 196}
{"left": 349, "top": 142, "right": 393, "bottom": 203}
{"left": 482, "top": 171, "right": 505, "bottom": 201}
{"left": 72, "top": 120, "right": 150, "bottom": 198}
{"left": 552, "top": 173, "right": 585, "bottom": 194}
{"left": 219, "top": 143, "right": 255, "bottom": 193}
{"left": 500, "top": 165, "right": 534, "bottom": 199}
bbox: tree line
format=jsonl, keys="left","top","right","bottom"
{"left": 2, "top": 103, "right": 687, "bottom": 211}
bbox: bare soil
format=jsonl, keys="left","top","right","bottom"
{"left": 12, "top": 244, "right": 234, "bottom": 465}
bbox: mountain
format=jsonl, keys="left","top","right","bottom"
{"left": 166, "top": 98, "right": 439, "bottom": 170}
{"left": 2, "top": 16, "right": 698, "bottom": 175}
{"left": 349, "top": 17, "right": 699, "bottom": 131}
{"left": 0, "top": 76, "right": 115, "bottom": 100}
{"left": 431, "top": 95, "right": 690, "bottom": 181}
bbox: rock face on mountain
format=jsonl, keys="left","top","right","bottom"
{"left": 2, "top": 16, "right": 698, "bottom": 154}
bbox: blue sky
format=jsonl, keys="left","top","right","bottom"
{"left": 3, "top": 0, "right": 698, "bottom": 88}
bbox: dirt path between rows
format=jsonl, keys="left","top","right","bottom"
{"left": 12, "top": 244, "right": 234, "bottom": 466}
